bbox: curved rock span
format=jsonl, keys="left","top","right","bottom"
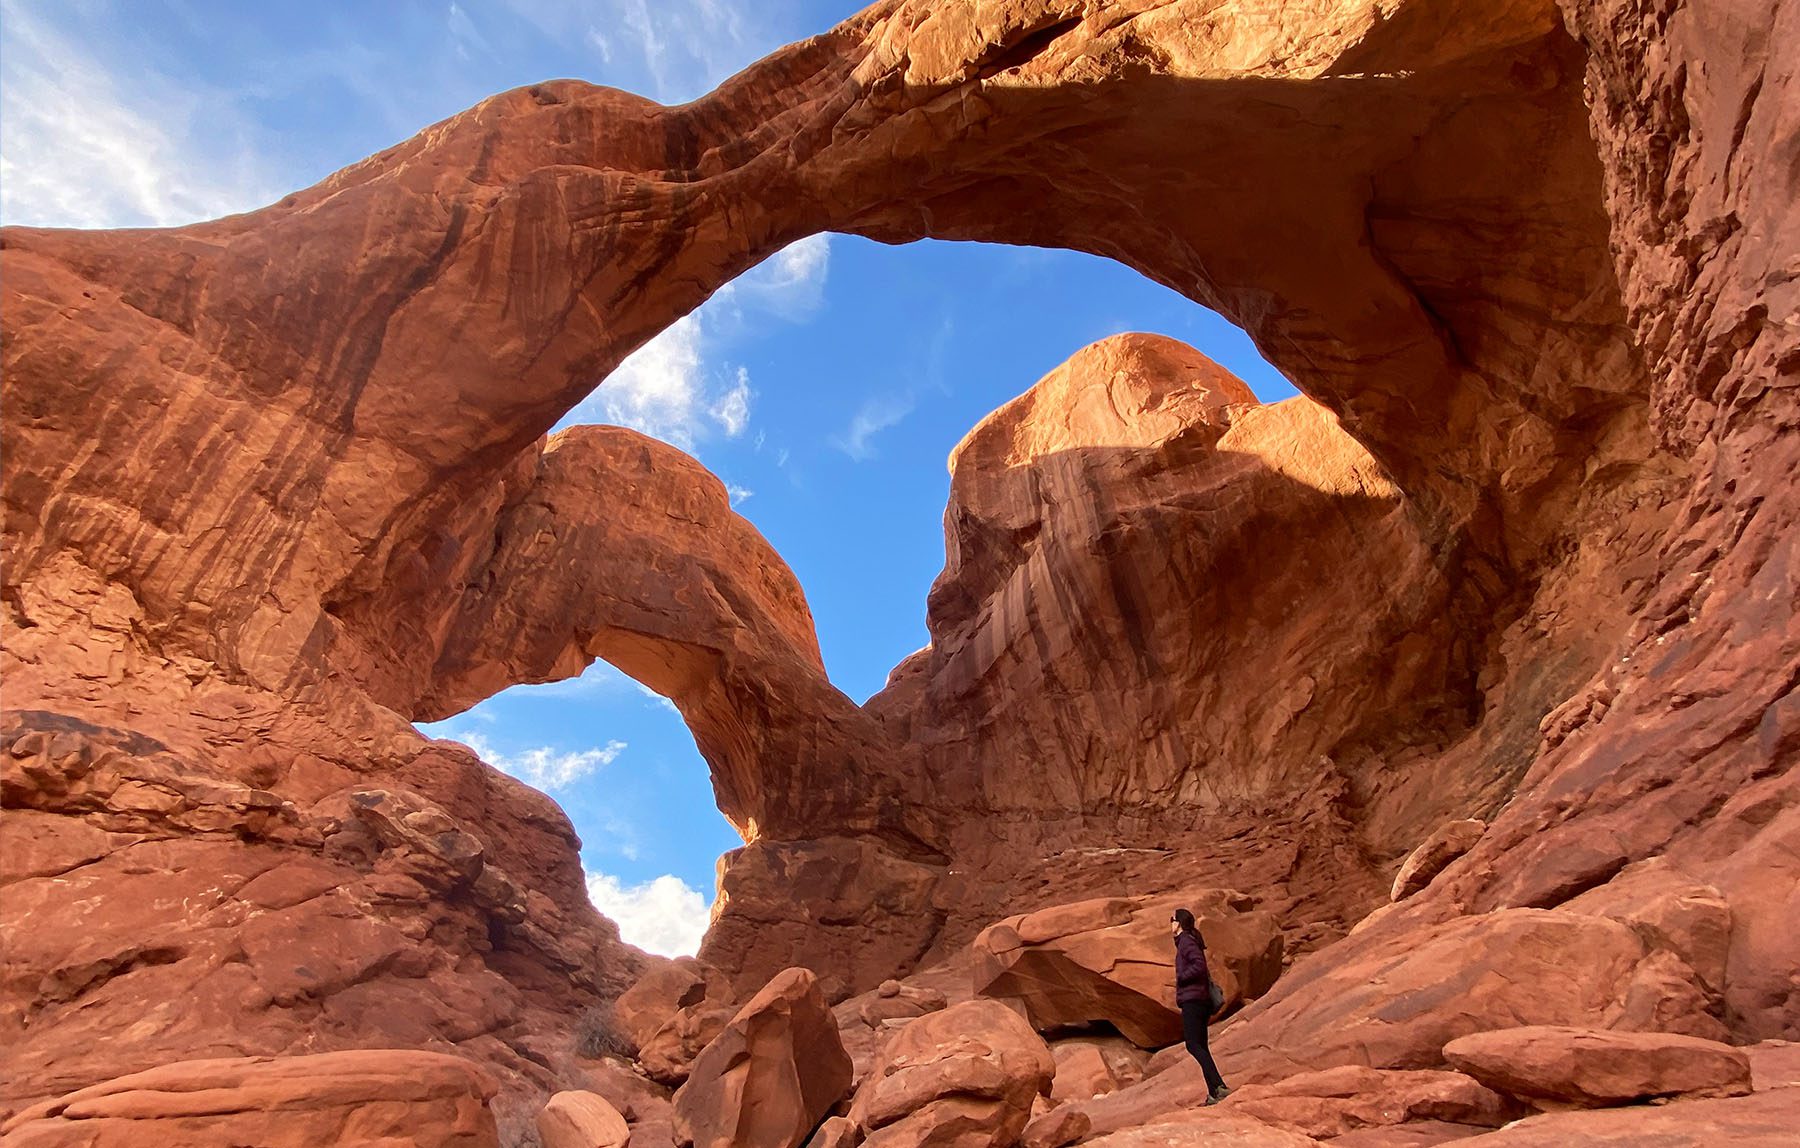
{"left": 1, "top": 0, "right": 1795, "bottom": 1138}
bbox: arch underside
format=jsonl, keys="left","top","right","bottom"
{"left": 1, "top": 0, "right": 1794, "bottom": 1110}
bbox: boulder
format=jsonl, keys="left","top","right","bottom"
{"left": 0, "top": 1049, "right": 497, "bottom": 1147}
{"left": 615, "top": 958, "right": 732, "bottom": 1050}
{"left": 1441, "top": 1026, "right": 1753, "bottom": 1106}
{"left": 1219, "top": 1065, "right": 1516, "bottom": 1138}
{"left": 1021, "top": 1104, "right": 1092, "bottom": 1148}
{"left": 673, "top": 967, "right": 854, "bottom": 1148}
{"left": 804, "top": 1116, "right": 858, "bottom": 1148}
{"left": 1435, "top": 1087, "right": 1796, "bottom": 1145}
{"left": 640, "top": 1003, "right": 739, "bottom": 1087}
{"left": 1212, "top": 908, "right": 1722, "bottom": 1082}
{"left": 537, "top": 1090, "right": 629, "bottom": 1148}
{"left": 1050, "top": 1042, "right": 1129, "bottom": 1102}
{"left": 850, "top": 999, "right": 1054, "bottom": 1148}
{"left": 974, "top": 892, "right": 1281, "bottom": 1047}
{"left": 836, "top": 978, "right": 954, "bottom": 1088}
{"left": 616, "top": 957, "right": 738, "bottom": 1085}
{"left": 1391, "top": 821, "right": 1485, "bottom": 901}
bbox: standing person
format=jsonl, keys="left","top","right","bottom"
{"left": 1171, "top": 908, "right": 1230, "bottom": 1104}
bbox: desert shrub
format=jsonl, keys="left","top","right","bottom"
{"left": 574, "top": 1002, "right": 637, "bottom": 1060}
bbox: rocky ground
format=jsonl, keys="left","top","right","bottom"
{"left": 1, "top": 0, "right": 1794, "bottom": 1144}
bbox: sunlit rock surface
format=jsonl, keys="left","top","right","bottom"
{"left": 1, "top": 0, "right": 1794, "bottom": 1139}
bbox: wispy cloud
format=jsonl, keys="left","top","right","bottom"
{"left": 710, "top": 369, "right": 753, "bottom": 437}
{"left": 446, "top": 2, "right": 495, "bottom": 62}
{"left": 832, "top": 392, "right": 917, "bottom": 461}
{"left": 725, "top": 482, "right": 754, "bottom": 505}
{"left": 0, "top": 0, "right": 277, "bottom": 228}
{"left": 494, "top": 0, "right": 766, "bottom": 104}
{"left": 454, "top": 730, "right": 626, "bottom": 791}
{"left": 581, "top": 313, "right": 736, "bottom": 451}
{"left": 586, "top": 870, "right": 710, "bottom": 956}
{"left": 561, "top": 236, "right": 832, "bottom": 451}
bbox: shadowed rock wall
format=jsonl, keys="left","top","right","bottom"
{"left": 2, "top": 0, "right": 1794, "bottom": 1119}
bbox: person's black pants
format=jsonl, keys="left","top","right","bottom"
{"left": 1180, "top": 999, "right": 1226, "bottom": 1093}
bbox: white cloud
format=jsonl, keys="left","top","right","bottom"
{"left": 832, "top": 392, "right": 916, "bottom": 461}
{"left": 447, "top": 2, "right": 495, "bottom": 61}
{"left": 582, "top": 314, "right": 718, "bottom": 450}
{"left": 731, "top": 234, "right": 832, "bottom": 322}
{"left": 587, "top": 871, "right": 710, "bottom": 956}
{"left": 725, "top": 482, "right": 753, "bottom": 505}
{"left": 495, "top": 0, "right": 765, "bottom": 104}
{"left": 456, "top": 731, "right": 626, "bottom": 791}
{"left": 0, "top": 0, "right": 277, "bottom": 228}
{"left": 710, "top": 369, "right": 753, "bottom": 437}
{"left": 561, "top": 237, "right": 832, "bottom": 450}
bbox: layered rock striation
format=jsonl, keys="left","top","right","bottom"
{"left": 1, "top": 0, "right": 1794, "bottom": 1131}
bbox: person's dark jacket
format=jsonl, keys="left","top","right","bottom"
{"left": 1174, "top": 930, "right": 1211, "bottom": 1005}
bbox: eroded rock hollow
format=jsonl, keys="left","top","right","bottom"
{"left": 2, "top": 0, "right": 1794, "bottom": 1141}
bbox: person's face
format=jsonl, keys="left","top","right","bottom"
{"left": 1169, "top": 917, "right": 1180, "bottom": 937}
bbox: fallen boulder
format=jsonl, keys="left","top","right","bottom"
{"left": 537, "top": 1090, "right": 628, "bottom": 1148}
{"left": 804, "top": 1116, "right": 858, "bottom": 1148}
{"left": 850, "top": 998, "right": 1054, "bottom": 1148}
{"left": 974, "top": 892, "right": 1281, "bottom": 1047}
{"left": 1213, "top": 908, "right": 1721, "bottom": 1082}
{"left": 1021, "top": 1103, "right": 1091, "bottom": 1148}
{"left": 1219, "top": 1064, "right": 1516, "bottom": 1138}
{"left": 1050, "top": 1040, "right": 1140, "bottom": 1102}
{"left": 673, "top": 967, "right": 854, "bottom": 1148}
{"left": 1442, "top": 1025, "right": 1752, "bottom": 1107}
{"left": 617, "top": 957, "right": 738, "bottom": 1085}
{"left": 836, "top": 978, "right": 953, "bottom": 1088}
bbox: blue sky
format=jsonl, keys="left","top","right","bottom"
{"left": 1, "top": 0, "right": 1293, "bottom": 956}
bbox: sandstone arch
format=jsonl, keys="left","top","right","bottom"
{"left": 2, "top": 0, "right": 1794, "bottom": 1118}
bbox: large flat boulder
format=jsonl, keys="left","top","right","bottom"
{"left": 1442, "top": 1026, "right": 1752, "bottom": 1107}
{"left": 974, "top": 892, "right": 1281, "bottom": 1047}
{"left": 1439, "top": 1088, "right": 1796, "bottom": 1145}
{"left": 1219, "top": 1065, "right": 1516, "bottom": 1138}
{"left": 673, "top": 967, "right": 854, "bottom": 1148}
{"left": 0, "top": 1049, "right": 497, "bottom": 1147}
{"left": 1215, "top": 908, "right": 1722, "bottom": 1082}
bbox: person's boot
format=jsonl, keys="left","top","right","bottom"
{"left": 1209, "top": 1083, "right": 1232, "bottom": 1103}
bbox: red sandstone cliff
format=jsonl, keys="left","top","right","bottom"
{"left": 2, "top": 0, "right": 1795, "bottom": 1137}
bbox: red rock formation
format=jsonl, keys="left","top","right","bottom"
{"left": 848, "top": 999, "right": 1054, "bottom": 1148}
{"left": 1219, "top": 1066, "right": 1517, "bottom": 1140}
{"left": 672, "top": 968, "right": 852, "bottom": 1148}
{"left": 972, "top": 892, "right": 1282, "bottom": 1047}
{"left": 1, "top": 0, "right": 1794, "bottom": 1138}
{"left": 1448, "top": 1089, "right": 1797, "bottom": 1146}
{"left": 1390, "top": 821, "right": 1487, "bottom": 902}
{"left": 538, "top": 1090, "right": 630, "bottom": 1148}
{"left": 0, "top": 1050, "right": 498, "bottom": 1148}
{"left": 1442, "top": 1026, "right": 1754, "bottom": 1107}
